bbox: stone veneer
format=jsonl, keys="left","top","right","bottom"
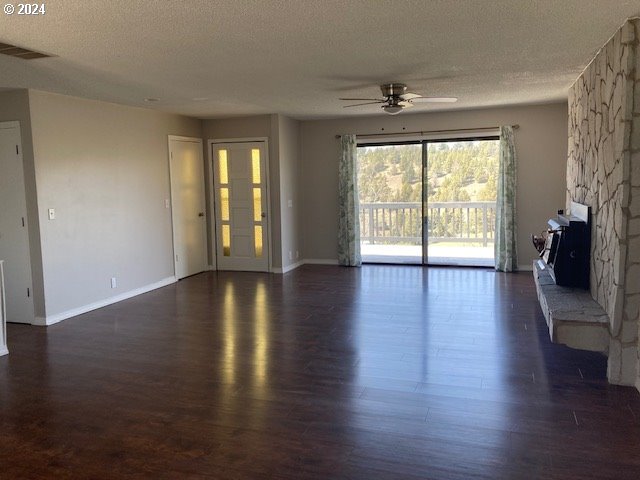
{"left": 566, "top": 18, "right": 640, "bottom": 387}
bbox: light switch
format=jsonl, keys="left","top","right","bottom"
{"left": 287, "top": 199, "right": 293, "bottom": 208}
{"left": 48, "top": 208, "right": 55, "bottom": 220}
{"left": 165, "top": 199, "right": 170, "bottom": 209}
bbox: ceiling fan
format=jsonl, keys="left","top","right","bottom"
{"left": 340, "top": 83, "right": 457, "bottom": 115}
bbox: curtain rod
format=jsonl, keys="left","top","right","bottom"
{"left": 334, "top": 124, "right": 519, "bottom": 139}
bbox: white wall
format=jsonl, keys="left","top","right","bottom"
{"left": 28, "top": 90, "right": 202, "bottom": 320}
{"left": 299, "top": 103, "right": 569, "bottom": 269}
{"left": 277, "top": 115, "right": 302, "bottom": 269}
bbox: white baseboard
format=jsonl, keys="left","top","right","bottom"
{"left": 304, "top": 258, "right": 339, "bottom": 265}
{"left": 33, "top": 276, "right": 177, "bottom": 326}
{"left": 207, "top": 264, "right": 215, "bottom": 271}
{"left": 518, "top": 263, "right": 534, "bottom": 272}
{"left": 0, "top": 346, "right": 8, "bottom": 356}
{"left": 272, "top": 260, "right": 305, "bottom": 274}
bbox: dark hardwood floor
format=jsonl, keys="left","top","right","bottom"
{"left": 1, "top": 265, "right": 639, "bottom": 479}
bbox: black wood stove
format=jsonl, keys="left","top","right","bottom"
{"left": 536, "top": 201, "right": 591, "bottom": 289}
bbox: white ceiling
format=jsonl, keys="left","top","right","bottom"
{"left": 0, "top": 0, "right": 639, "bottom": 120}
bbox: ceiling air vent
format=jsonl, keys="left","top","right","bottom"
{"left": 0, "top": 42, "right": 52, "bottom": 60}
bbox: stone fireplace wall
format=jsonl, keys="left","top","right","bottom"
{"left": 566, "top": 18, "right": 640, "bottom": 386}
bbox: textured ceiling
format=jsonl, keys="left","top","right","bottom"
{"left": 0, "top": 0, "right": 639, "bottom": 119}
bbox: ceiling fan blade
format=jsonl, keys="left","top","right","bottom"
{"left": 339, "top": 98, "right": 384, "bottom": 102}
{"left": 411, "top": 97, "right": 458, "bottom": 103}
{"left": 400, "top": 92, "right": 422, "bottom": 100}
{"left": 343, "top": 101, "right": 386, "bottom": 108}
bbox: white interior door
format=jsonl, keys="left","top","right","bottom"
{"left": 0, "top": 121, "right": 34, "bottom": 324}
{"left": 169, "top": 136, "right": 207, "bottom": 279}
{"left": 212, "top": 141, "right": 269, "bottom": 272}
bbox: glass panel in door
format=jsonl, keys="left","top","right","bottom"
{"left": 357, "top": 144, "right": 422, "bottom": 264}
{"left": 425, "top": 139, "right": 499, "bottom": 266}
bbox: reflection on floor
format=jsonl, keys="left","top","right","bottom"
{"left": 1, "top": 265, "right": 639, "bottom": 478}
{"left": 362, "top": 243, "right": 494, "bottom": 266}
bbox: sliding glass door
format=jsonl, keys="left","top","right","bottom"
{"left": 425, "top": 140, "right": 499, "bottom": 266}
{"left": 357, "top": 143, "right": 422, "bottom": 264}
{"left": 357, "top": 138, "right": 499, "bottom": 266}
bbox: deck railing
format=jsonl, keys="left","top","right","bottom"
{"left": 359, "top": 201, "right": 496, "bottom": 246}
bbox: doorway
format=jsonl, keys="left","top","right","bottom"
{"left": 357, "top": 138, "right": 499, "bottom": 266}
{"left": 168, "top": 136, "right": 208, "bottom": 279}
{"left": 0, "top": 121, "right": 35, "bottom": 324}
{"left": 210, "top": 140, "right": 270, "bottom": 272}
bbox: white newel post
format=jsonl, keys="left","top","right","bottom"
{"left": 0, "top": 260, "right": 7, "bottom": 356}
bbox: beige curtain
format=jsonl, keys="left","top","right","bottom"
{"left": 337, "top": 135, "right": 361, "bottom": 266}
{"left": 495, "top": 126, "right": 518, "bottom": 272}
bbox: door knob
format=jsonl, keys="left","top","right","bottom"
{"left": 261, "top": 212, "right": 266, "bottom": 218}
{"left": 198, "top": 212, "right": 204, "bottom": 217}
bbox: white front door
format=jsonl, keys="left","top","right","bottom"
{"left": 169, "top": 136, "right": 207, "bottom": 279}
{"left": 0, "top": 122, "right": 34, "bottom": 324}
{"left": 212, "top": 141, "right": 269, "bottom": 272}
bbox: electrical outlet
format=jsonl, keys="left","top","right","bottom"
{"left": 289, "top": 251, "right": 293, "bottom": 260}
{"left": 110, "top": 277, "right": 117, "bottom": 289}
{"left": 165, "top": 199, "right": 170, "bottom": 209}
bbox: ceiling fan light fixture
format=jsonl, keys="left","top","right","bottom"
{"left": 341, "top": 82, "right": 456, "bottom": 115}
{"left": 382, "top": 104, "right": 403, "bottom": 115}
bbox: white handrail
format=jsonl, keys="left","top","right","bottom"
{"left": 360, "top": 201, "right": 496, "bottom": 246}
